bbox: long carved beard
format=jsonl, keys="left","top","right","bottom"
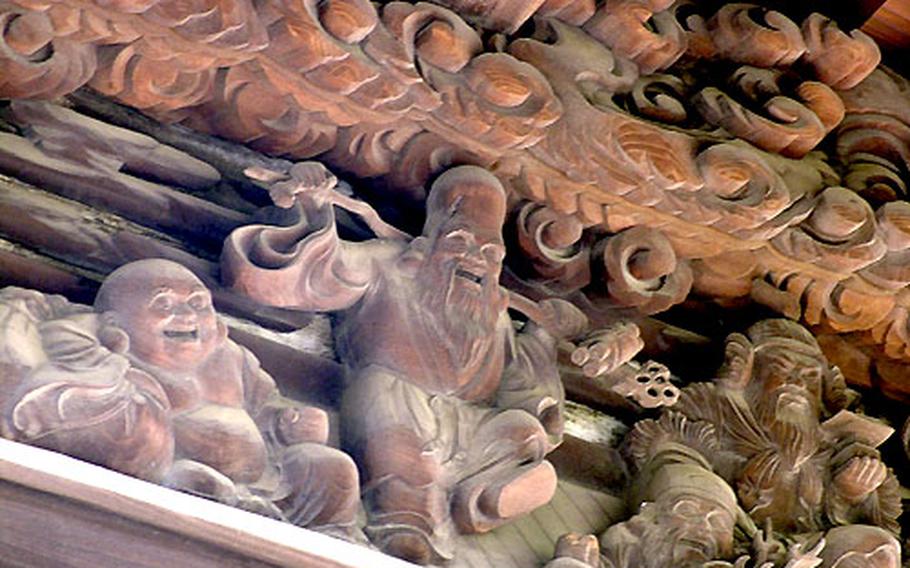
{"left": 416, "top": 275, "right": 501, "bottom": 370}
{"left": 753, "top": 390, "right": 820, "bottom": 466}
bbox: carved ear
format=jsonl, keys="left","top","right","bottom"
{"left": 717, "top": 332, "right": 754, "bottom": 390}
{"left": 244, "top": 166, "right": 288, "bottom": 183}
{"left": 98, "top": 313, "right": 130, "bottom": 354}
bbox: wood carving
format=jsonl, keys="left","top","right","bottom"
{"left": 0, "top": 260, "right": 361, "bottom": 538}
{"left": 671, "top": 320, "right": 901, "bottom": 542}
{"left": 2, "top": 0, "right": 910, "bottom": 382}
{"left": 589, "top": 408, "right": 900, "bottom": 568}
{"left": 545, "top": 318, "right": 903, "bottom": 567}
{"left": 222, "top": 162, "right": 645, "bottom": 563}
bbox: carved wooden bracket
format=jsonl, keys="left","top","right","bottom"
{"left": 1, "top": 0, "right": 909, "bottom": 394}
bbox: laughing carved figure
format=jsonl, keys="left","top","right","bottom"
{"left": 0, "top": 260, "right": 361, "bottom": 538}
{"left": 222, "top": 164, "right": 624, "bottom": 564}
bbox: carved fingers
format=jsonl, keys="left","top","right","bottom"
{"left": 570, "top": 322, "right": 643, "bottom": 377}
{"left": 831, "top": 437, "right": 888, "bottom": 502}
{"left": 245, "top": 161, "right": 338, "bottom": 208}
{"left": 782, "top": 539, "right": 825, "bottom": 568}
{"left": 832, "top": 454, "right": 888, "bottom": 503}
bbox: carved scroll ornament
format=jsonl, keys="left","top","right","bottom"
{"left": 2, "top": 0, "right": 910, "bottom": 389}
{"left": 0, "top": 260, "right": 362, "bottom": 538}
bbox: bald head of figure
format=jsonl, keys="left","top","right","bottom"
{"left": 96, "top": 259, "right": 222, "bottom": 371}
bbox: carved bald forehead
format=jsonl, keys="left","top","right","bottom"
{"left": 95, "top": 259, "right": 206, "bottom": 312}
{"left": 425, "top": 166, "right": 506, "bottom": 232}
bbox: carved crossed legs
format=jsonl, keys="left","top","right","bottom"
{"left": 342, "top": 368, "right": 556, "bottom": 564}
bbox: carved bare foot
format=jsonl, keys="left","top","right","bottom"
{"left": 163, "top": 459, "right": 240, "bottom": 504}
{"left": 375, "top": 529, "right": 438, "bottom": 565}
{"left": 275, "top": 405, "right": 330, "bottom": 445}
{"left": 453, "top": 461, "right": 557, "bottom": 534}
{"left": 235, "top": 486, "right": 284, "bottom": 520}
{"left": 570, "top": 322, "right": 644, "bottom": 377}
{"left": 479, "top": 461, "right": 557, "bottom": 520}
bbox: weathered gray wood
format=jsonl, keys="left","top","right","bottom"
{"left": 0, "top": 439, "right": 417, "bottom": 568}
{"left": 0, "top": 480, "right": 277, "bottom": 568}
{"left": 0, "top": 175, "right": 311, "bottom": 331}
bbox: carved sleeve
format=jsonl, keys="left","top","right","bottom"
{"left": 221, "top": 200, "right": 373, "bottom": 312}
{"left": 3, "top": 311, "right": 174, "bottom": 482}
{"left": 239, "top": 345, "right": 330, "bottom": 447}
{"left": 497, "top": 320, "right": 565, "bottom": 440}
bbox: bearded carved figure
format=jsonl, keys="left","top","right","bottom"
{"left": 600, "top": 440, "right": 740, "bottom": 568}
{"left": 222, "top": 163, "right": 632, "bottom": 564}
{"left": 671, "top": 319, "right": 901, "bottom": 562}
{"left": 0, "top": 260, "right": 361, "bottom": 538}
{"left": 545, "top": 411, "right": 899, "bottom": 568}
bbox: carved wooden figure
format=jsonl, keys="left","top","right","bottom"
{"left": 0, "top": 260, "right": 361, "bottom": 538}
{"left": 600, "top": 416, "right": 742, "bottom": 568}
{"left": 548, "top": 409, "right": 899, "bottom": 568}
{"left": 674, "top": 319, "right": 901, "bottom": 538}
{"left": 222, "top": 162, "right": 635, "bottom": 564}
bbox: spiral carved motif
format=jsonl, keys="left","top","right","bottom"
{"left": 600, "top": 226, "right": 693, "bottom": 314}
{"left": 0, "top": 7, "right": 97, "bottom": 99}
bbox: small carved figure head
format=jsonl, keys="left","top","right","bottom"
{"left": 629, "top": 443, "right": 738, "bottom": 566}
{"left": 746, "top": 319, "right": 829, "bottom": 429}
{"left": 606, "top": 426, "right": 737, "bottom": 568}
{"left": 409, "top": 166, "right": 509, "bottom": 328}
{"left": 818, "top": 525, "right": 900, "bottom": 568}
{"left": 95, "top": 259, "right": 224, "bottom": 371}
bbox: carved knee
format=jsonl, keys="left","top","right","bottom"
{"left": 278, "top": 443, "right": 360, "bottom": 528}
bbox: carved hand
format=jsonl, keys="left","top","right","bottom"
{"left": 275, "top": 405, "right": 330, "bottom": 446}
{"left": 570, "top": 322, "right": 644, "bottom": 377}
{"left": 781, "top": 539, "right": 825, "bottom": 568}
{"left": 832, "top": 453, "right": 888, "bottom": 503}
{"left": 245, "top": 162, "right": 337, "bottom": 209}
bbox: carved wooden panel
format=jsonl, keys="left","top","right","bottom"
{"left": 1, "top": 0, "right": 909, "bottom": 389}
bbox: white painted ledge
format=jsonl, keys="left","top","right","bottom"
{"left": 0, "top": 438, "right": 417, "bottom": 568}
